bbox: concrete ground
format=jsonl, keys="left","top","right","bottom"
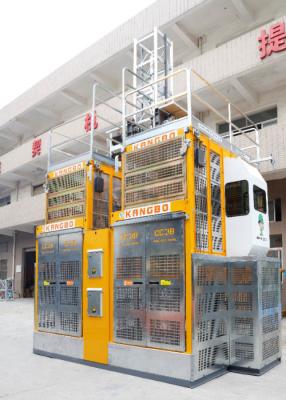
{"left": 0, "top": 299, "right": 286, "bottom": 400}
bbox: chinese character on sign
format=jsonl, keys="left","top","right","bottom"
{"left": 258, "top": 21, "right": 286, "bottom": 59}
{"left": 32, "top": 138, "right": 42, "bottom": 158}
{"left": 84, "top": 112, "right": 98, "bottom": 133}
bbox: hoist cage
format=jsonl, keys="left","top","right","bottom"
{"left": 33, "top": 27, "right": 280, "bottom": 389}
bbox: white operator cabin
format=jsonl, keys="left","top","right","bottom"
{"left": 224, "top": 157, "right": 269, "bottom": 257}
{"left": 0, "top": 0, "right": 286, "bottom": 317}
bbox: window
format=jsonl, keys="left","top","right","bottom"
{"left": 0, "top": 195, "right": 11, "bottom": 207}
{"left": 32, "top": 183, "right": 44, "bottom": 196}
{"left": 270, "top": 234, "right": 282, "bottom": 248}
{"left": 225, "top": 180, "right": 249, "bottom": 217}
{"left": 0, "top": 259, "right": 8, "bottom": 280}
{"left": 268, "top": 199, "right": 282, "bottom": 222}
{"left": 0, "top": 242, "right": 8, "bottom": 252}
{"left": 112, "top": 177, "right": 121, "bottom": 212}
{"left": 267, "top": 249, "right": 282, "bottom": 259}
{"left": 253, "top": 185, "right": 266, "bottom": 213}
{"left": 218, "top": 106, "right": 277, "bottom": 135}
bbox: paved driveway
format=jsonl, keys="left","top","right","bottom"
{"left": 0, "top": 299, "right": 286, "bottom": 400}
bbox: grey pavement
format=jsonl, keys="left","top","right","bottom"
{"left": 0, "top": 299, "right": 286, "bottom": 400}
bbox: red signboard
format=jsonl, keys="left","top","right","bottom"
{"left": 258, "top": 21, "right": 286, "bottom": 59}
{"left": 32, "top": 138, "right": 42, "bottom": 158}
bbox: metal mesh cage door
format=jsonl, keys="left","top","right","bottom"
{"left": 38, "top": 235, "right": 58, "bottom": 332}
{"left": 114, "top": 224, "right": 146, "bottom": 346}
{"left": 195, "top": 146, "right": 208, "bottom": 251}
{"left": 192, "top": 254, "right": 230, "bottom": 382}
{"left": 58, "top": 232, "right": 82, "bottom": 337}
{"left": 38, "top": 231, "right": 82, "bottom": 337}
{"left": 229, "top": 258, "right": 281, "bottom": 371}
{"left": 260, "top": 259, "right": 281, "bottom": 367}
{"left": 191, "top": 255, "right": 281, "bottom": 381}
{"left": 229, "top": 260, "right": 258, "bottom": 368}
{"left": 146, "top": 218, "right": 185, "bottom": 352}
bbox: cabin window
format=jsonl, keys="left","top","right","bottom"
{"left": 253, "top": 185, "right": 267, "bottom": 214}
{"left": 225, "top": 180, "right": 249, "bottom": 217}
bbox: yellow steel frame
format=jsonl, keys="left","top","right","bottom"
{"left": 194, "top": 133, "right": 228, "bottom": 256}
{"left": 185, "top": 128, "right": 195, "bottom": 354}
{"left": 83, "top": 229, "right": 111, "bottom": 364}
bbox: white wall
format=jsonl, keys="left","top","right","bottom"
{"left": 0, "top": 193, "right": 45, "bottom": 230}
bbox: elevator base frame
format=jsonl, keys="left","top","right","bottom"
{"left": 33, "top": 341, "right": 281, "bottom": 388}
{"left": 33, "top": 331, "right": 83, "bottom": 360}
{"left": 228, "top": 358, "right": 281, "bottom": 376}
{"left": 33, "top": 338, "right": 227, "bottom": 388}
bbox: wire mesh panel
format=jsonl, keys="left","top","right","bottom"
{"left": 125, "top": 137, "right": 183, "bottom": 172}
{"left": 47, "top": 169, "right": 86, "bottom": 222}
{"left": 195, "top": 146, "right": 208, "bottom": 251}
{"left": 191, "top": 255, "right": 280, "bottom": 383}
{"left": 38, "top": 235, "right": 58, "bottom": 332}
{"left": 192, "top": 254, "right": 229, "bottom": 382}
{"left": 260, "top": 259, "right": 281, "bottom": 367}
{"left": 229, "top": 258, "right": 281, "bottom": 371}
{"left": 114, "top": 217, "right": 185, "bottom": 352}
{"left": 210, "top": 152, "right": 223, "bottom": 253}
{"left": 125, "top": 179, "right": 184, "bottom": 206}
{"left": 229, "top": 260, "right": 257, "bottom": 368}
{"left": 146, "top": 218, "right": 185, "bottom": 351}
{"left": 124, "top": 136, "right": 185, "bottom": 207}
{"left": 125, "top": 161, "right": 183, "bottom": 188}
{"left": 57, "top": 232, "right": 82, "bottom": 336}
{"left": 114, "top": 224, "right": 146, "bottom": 346}
{"left": 38, "top": 231, "right": 82, "bottom": 337}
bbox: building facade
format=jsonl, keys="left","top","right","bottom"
{"left": 0, "top": 0, "right": 286, "bottom": 308}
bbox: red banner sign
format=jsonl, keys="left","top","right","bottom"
{"left": 32, "top": 138, "right": 42, "bottom": 158}
{"left": 258, "top": 21, "right": 286, "bottom": 59}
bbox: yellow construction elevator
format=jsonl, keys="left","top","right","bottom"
{"left": 34, "top": 28, "right": 281, "bottom": 387}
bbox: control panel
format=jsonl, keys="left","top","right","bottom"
{"left": 88, "top": 249, "right": 103, "bottom": 278}
{"left": 87, "top": 288, "right": 103, "bottom": 317}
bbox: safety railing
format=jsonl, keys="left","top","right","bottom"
{"left": 48, "top": 82, "right": 122, "bottom": 169}
{"left": 48, "top": 69, "right": 272, "bottom": 166}
{"left": 121, "top": 67, "right": 191, "bottom": 146}
{"left": 121, "top": 64, "right": 272, "bottom": 164}
{"left": 191, "top": 69, "right": 272, "bottom": 164}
